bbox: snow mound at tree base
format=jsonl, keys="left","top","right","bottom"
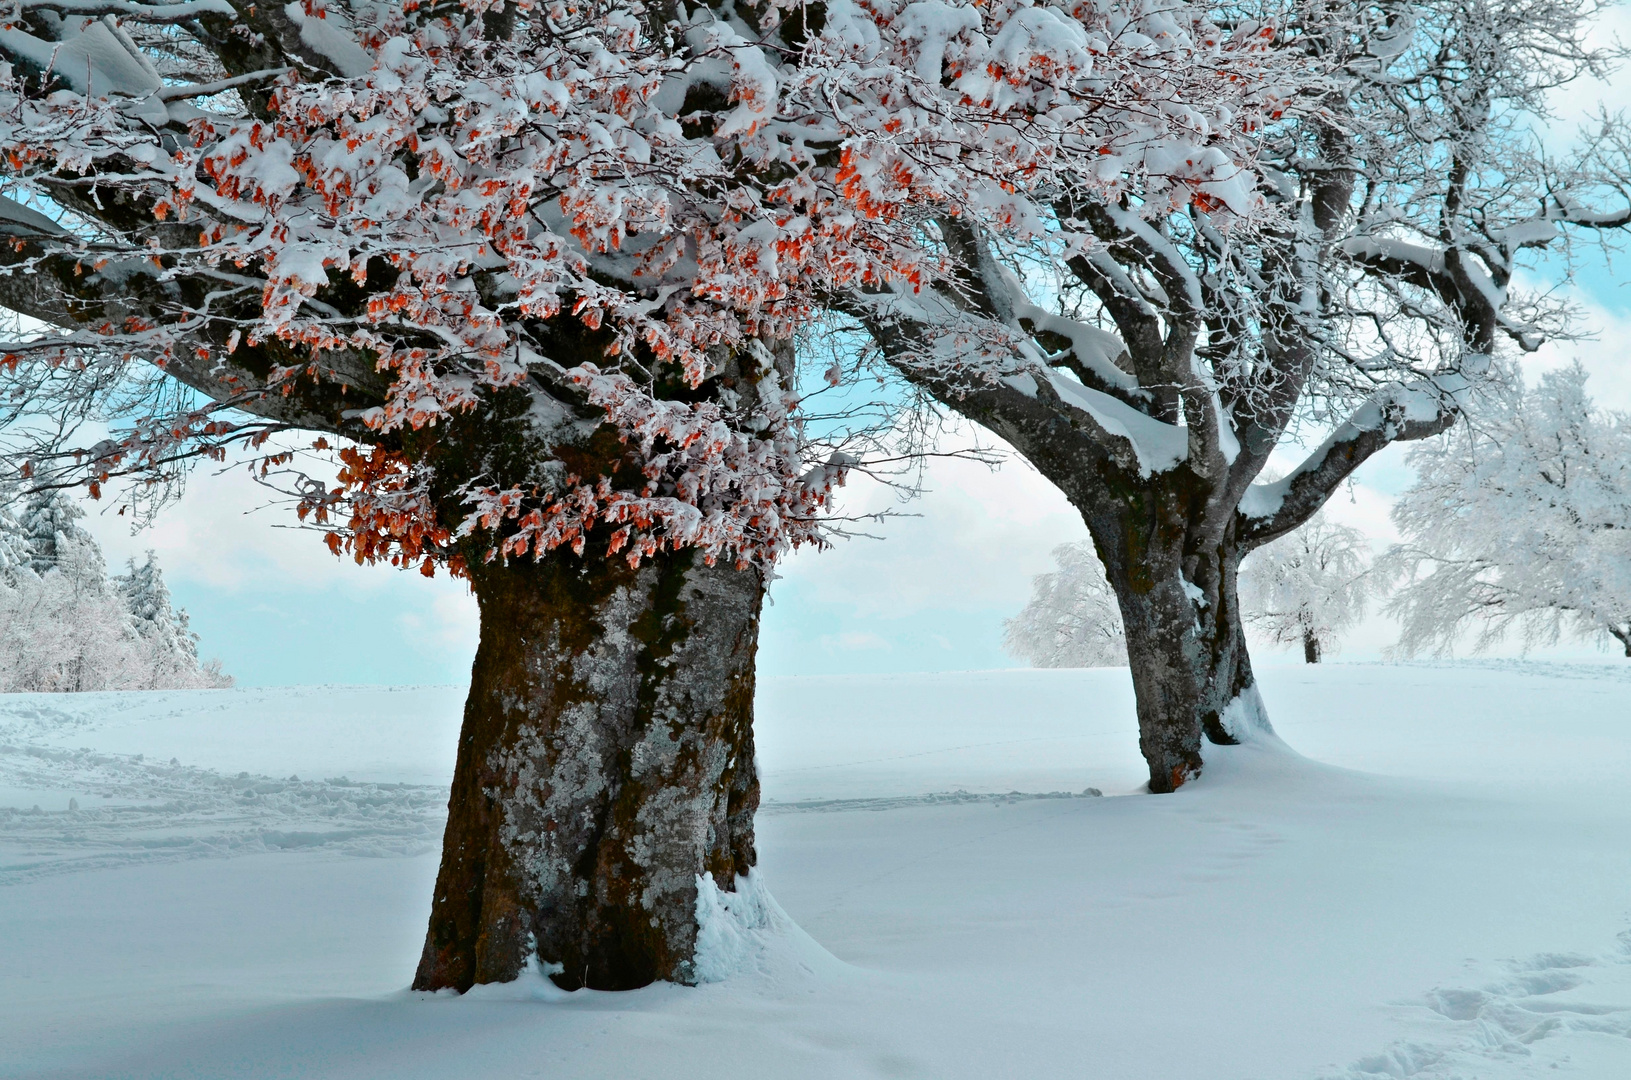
{"left": 693, "top": 871, "right": 847, "bottom": 985}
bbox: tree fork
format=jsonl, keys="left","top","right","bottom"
{"left": 413, "top": 545, "right": 764, "bottom": 993}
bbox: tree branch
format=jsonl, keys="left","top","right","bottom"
{"left": 1238, "top": 388, "right": 1457, "bottom": 549}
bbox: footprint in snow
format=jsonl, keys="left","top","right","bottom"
{"left": 1321, "top": 938, "right": 1631, "bottom": 1078}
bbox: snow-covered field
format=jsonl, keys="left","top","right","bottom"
{"left": 3, "top": 663, "right": 1631, "bottom": 1079}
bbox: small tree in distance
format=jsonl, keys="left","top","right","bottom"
{"left": 1384, "top": 363, "right": 1631, "bottom": 657}
{"left": 1240, "top": 512, "right": 1372, "bottom": 664}
{"left": 1004, "top": 543, "right": 1127, "bottom": 669}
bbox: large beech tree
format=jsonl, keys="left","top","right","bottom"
{"left": 826, "top": 0, "right": 1631, "bottom": 790}
{"left": 0, "top": 0, "right": 1304, "bottom": 987}
{"left": 0, "top": 0, "right": 875, "bottom": 991}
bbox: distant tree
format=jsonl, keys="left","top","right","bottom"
{"left": 1004, "top": 542, "right": 1127, "bottom": 668}
{"left": 5, "top": 489, "right": 98, "bottom": 581}
{"left": 0, "top": 565, "right": 144, "bottom": 692}
{"left": 115, "top": 552, "right": 231, "bottom": 689}
{"left": 0, "top": 495, "right": 230, "bottom": 690}
{"left": 1384, "top": 363, "right": 1631, "bottom": 657}
{"left": 1240, "top": 511, "right": 1372, "bottom": 663}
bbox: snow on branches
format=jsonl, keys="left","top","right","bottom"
{"left": 1384, "top": 363, "right": 1631, "bottom": 658}
{"left": 0, "top": 0, "right": 1314, "bottom": 577}
{"left": 0, "top": 1, "right": 859, "bottom": 570}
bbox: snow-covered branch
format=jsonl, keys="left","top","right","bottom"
{"left": 1238, "top": 381, "right": 1459, "bottom": 549}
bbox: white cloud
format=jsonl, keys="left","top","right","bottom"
{"left": 1521, "top": 287, "right": 1631, "bottom": 413}
{"left": 818, "top": 630, "right": 893, "bottom": 653}
{"left": 775, "top": 428, "right": 1086, "bottom": 620}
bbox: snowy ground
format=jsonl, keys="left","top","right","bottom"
{"left": 3, "top": 663, "right": 1631, "bottom": 1079}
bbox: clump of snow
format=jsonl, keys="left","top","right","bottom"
{"left": 1043, "top": 370, "right": 1188, "bottom": 476}
{"left": 1215, "top": 683, "right": 1276, "bottom": 743}
{"left": 455, "top": 945, "right": 572, "bottom": 1003}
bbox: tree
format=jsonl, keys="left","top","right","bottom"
{"left": 1240, "top": 510, "right": 1370, "bottom": 663}
{"left": 0, "top": 492, "right": 231, "bottom": 689}
{"left": 1384, "top": 362, "right": 1631, "bottom": 657}
{"left": 0, "top": 563, "right": 148, "bottom": 691}
{"left": 115, "top": 550, "right": 231, "bottom": 687}
{"left": 1004, "top": 541, "right": 1127, "bottom": 668}
{"left": 831, "top": 0, "right": 1631, "bottom": 789}
{"left": 0, "top": 0, "right": 906, "bottom": 991}
{"left": 5, "top": 487, "right": 98, "bottom": 580}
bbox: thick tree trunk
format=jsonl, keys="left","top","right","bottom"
{"left": 1099, "top": 524, "right": 1270, "bottom": 792}
{"left": 1303, "top": 631, "right": 1321, "bottom": 664}
{"left": 1115, "top": 572, "right": 1207, "bottom": 793}
{"left": 412, "top": 546, "right": 764, "bottom": 993}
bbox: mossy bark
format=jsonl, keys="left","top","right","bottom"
{"left": 412, "top": 545, "right": 763, "bottom": 993}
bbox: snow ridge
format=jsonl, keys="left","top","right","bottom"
{"left": 0, "top": 742, "right": 444, "bottom": 885}
{"left": 693, "top": 871, "right": 845, "bottom": 985}
{"left": 761, "top": 788, "right": 1103, "bottom": 814}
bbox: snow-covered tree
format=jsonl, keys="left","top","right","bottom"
{"left": 1004, "top": 542, "right": 1127, "bottom": 668}
{"left": 115, "top": 551, "right": 231, "bottom": 688}
{"left": 0, "top": 568, "right": 147, "bottom": 692}
{"left": 0, "top": 496, "right": 231, "bottom": 690}
{"left": 837, "top": 0, "right": 1631, "bottom": 790}
{"left": 0, "top": 497, "right": 22, "bottom": 579}
{"left": 2, "top": 488, "right": 99, "bottom": 582}
{"left": 1384, "top": 363, "right": 1631, "bottom": 657}
{"left": 1240, "top": 512, "right": 1371, "bottom": 664}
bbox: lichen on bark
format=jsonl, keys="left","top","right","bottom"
{"left": 414, "top": 545, "right": 764, "bottom": 992}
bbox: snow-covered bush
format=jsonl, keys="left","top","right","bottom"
{"left": 0, "top": 492, "right": 230, "bottom": 692}
{"left": 1004, "top": 543, "right": 1127, "bottom": 668}
{"left": 1384, "top": 363, "right": 1631, "bottom": 657}
{"left": 1240, "top": 514, "right": 1372, "bottom": 664}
